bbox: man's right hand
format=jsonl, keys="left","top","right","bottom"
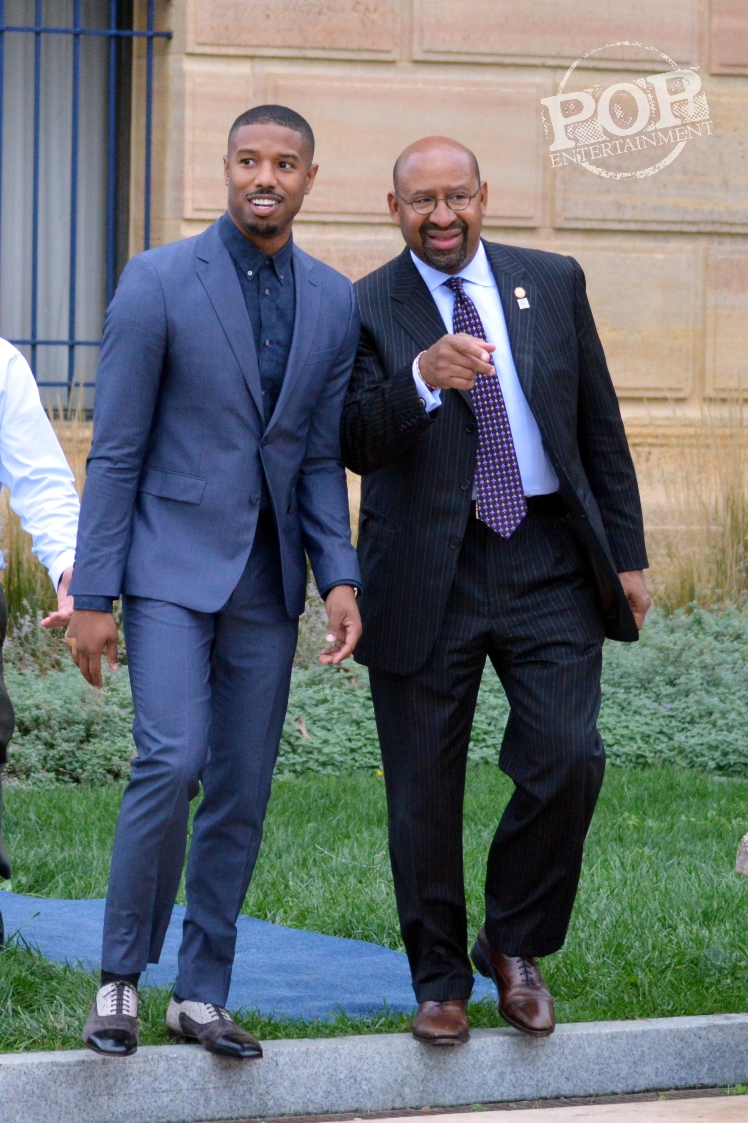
{"left": 418, "top": 333, "right": 496, "bottom": 392}
{"left": 66, "top": 610, "right": 120, "bottom": 689}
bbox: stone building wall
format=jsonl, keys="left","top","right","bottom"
{"left": 141, "top": 0, "right": 748, "bottom": 433}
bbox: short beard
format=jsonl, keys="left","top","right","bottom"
{"left": 419, "top": 219, "right": 469, "bottom": 272}
{"left": 239, "top": 218, "right": 283, "bottom": 240}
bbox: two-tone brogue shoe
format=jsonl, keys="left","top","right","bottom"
{"left": 82, "top": 981, "right": 139, "bottom": 1056}
{"left": 166, "top": 996, "right": 262, "bottom": 1059}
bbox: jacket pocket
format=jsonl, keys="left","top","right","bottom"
{"left": 306, "top": 346, "right": 338, "bottom": 362}
{"left": 138, "top": 465, "right": 207, "bottom": 505}
{"left": 360, "top": 505, "right": 397, "bottom": 531}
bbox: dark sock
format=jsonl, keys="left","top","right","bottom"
{"left": 101, "top": 970, "right": 140, "bottom": 988}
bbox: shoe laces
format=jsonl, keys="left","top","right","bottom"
{"left": 99, "top": 981, "right": 137, "bottom": 1018}
{"left": 203, "top": 1003, "right": 230, "bottom": 1023}
{"left": 518, "top": 957, "right": 537, "bottom": 986}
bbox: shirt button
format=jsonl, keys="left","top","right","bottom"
{"left": 247, "top": 270, "right": 253, "bottom": 277}
{"left": 250, "top": 494, "right": 260, "bottom": 506}
{"left": 264, "top": 289, "right": 270, "bottom": 296}
{"left": 265, "top": 339, "right": 271, "bottom": 346}
{"left": 449, "top": 537, "right": 460, "bottom": 549}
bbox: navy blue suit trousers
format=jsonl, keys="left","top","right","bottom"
{"left": 102, "top": 511, "right": 297, "bottom": 1003}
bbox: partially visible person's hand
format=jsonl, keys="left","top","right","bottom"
{"left": 66, "top": 609, "right": 120, "bottom": 688}
{"left": 41, "top": 565, "right": 75, "bottom": 628}
{"left": 618, "top": 570, "right": 652, "bottom": 630}
{"left": 418, "top": 333, "right": 496, "bottom": 392}
{"left": 320, "top": 585, "right": 362, "bottom": 665}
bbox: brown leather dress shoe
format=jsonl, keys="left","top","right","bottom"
{"left": 471, "top": 927, "right": 555, "bottom": 1037}
{"left": 411, "top": 1000, "right": 470, "bottom": 1046}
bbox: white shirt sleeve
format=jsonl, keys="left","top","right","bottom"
{"left": 0, "top": 343, "right": 80, "bottom": 589}
{"left": 412, "top": 357, "right": 442, "bottom": 413}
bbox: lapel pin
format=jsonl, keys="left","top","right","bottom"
{"left": 514, "top": 286, "right": 530, "bottom": 310}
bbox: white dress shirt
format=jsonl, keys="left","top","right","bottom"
{"left": 0, "top": 339, "right": 79, "bottom": 588}
{"left": 410, "top": 244, "right": 558, "bottom": 497}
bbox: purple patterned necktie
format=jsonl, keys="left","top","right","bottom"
{"left": 445, "top": 276, "right": 527, "bottom": 538}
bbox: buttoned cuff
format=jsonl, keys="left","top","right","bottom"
{"left": 412, "top": 358, "right": 442, "bottom": 413}
{"left": 48, "top": 550, "right": 76, "bottom": 592}
{"left": 73, "top": 595, "right": 115, "bottom": 613}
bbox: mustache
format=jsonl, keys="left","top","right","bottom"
{"left": 419, "top": 219, "right": 468, "bottom": 238}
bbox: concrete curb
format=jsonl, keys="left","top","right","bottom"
{"left": 3, "top": 1014, "right": 748, "bottom": 1123}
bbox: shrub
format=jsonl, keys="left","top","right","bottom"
{"left": 598, "top": 606, "right": 748, "bottom": 773}
{"left": 3, "top": 664, "right": 134, "bottom": 786}
{"left": 5, "top": 607, "right": 748, "bottom": 785}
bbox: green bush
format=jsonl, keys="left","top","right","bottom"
{"left": 284, "top": 606, "right": 748, "bottom": 776}
{"left": 5, "top": 607, "right": 748, "bottom": 784}
{"left": 598, "top": 606, "right": 748, "bottom": 773}
{"left": 4, "top": 664, "right": 134, "bottom": 785}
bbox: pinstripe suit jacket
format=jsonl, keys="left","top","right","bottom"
{"left": 341, "top": 241, "right": 648, "bottom": 675}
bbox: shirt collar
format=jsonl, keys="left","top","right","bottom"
{"left": 219, "top": 211, "right": 294, "bottom": 282}
{"left": 409, "top": 240, "right": 495, "bottom": 294}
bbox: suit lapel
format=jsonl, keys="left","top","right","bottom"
{"left": 390, "top": 245, "right": 538, "bottom": 416}
{"left": 196, "top": 226, "right": 264, "bottom": 420}
{"left": 390, "top": 249, "right": 449, "bottom": 352}
{"left": 264, "top": 247, "right": 321, "bottom": 436}
{"left": 484, "top": 240, "right": 536, "bottom": 403}
{"left": 390, "top": 249, "right": 478, "bottom": 415}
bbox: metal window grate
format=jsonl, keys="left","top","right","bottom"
{"left": 0, "top": 0, "right": 171, "bottom": 393}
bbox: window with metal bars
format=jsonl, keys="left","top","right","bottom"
{"left": 0, "top": 0, "right": 170, "bottom": 407}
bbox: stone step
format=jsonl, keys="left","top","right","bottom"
{"left": 2, "top": 1014, "right": 748, "bottom": 1123}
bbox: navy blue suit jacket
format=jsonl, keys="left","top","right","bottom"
{"left": 71, "top": 220, "right": 361, "bottom": 616}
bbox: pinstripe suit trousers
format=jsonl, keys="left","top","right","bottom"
{"left": 369, "top": 500, "right": 606, "bottom": 1003}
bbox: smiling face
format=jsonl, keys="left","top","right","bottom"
{"left": 388, "top": 139, "right": 487, "bottom": 274}
{"left": 223, "top": 122, "right": 318, "bottom": 253}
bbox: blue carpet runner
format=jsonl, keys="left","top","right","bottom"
{"left": 0, "top": 892, "right": 493, "bottom": 1020}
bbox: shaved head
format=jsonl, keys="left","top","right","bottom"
{"left": 388, "top": 136, "right": 486, "bottom": 273}
{"left": 393, "top": 136, "right": 480, "bottom": 192}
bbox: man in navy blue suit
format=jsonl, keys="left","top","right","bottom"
{"left": 67, "top": 105, "right": 362, "bottom": 1059}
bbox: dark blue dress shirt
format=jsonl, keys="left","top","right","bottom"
{"left": 218, "top": 211, "right": 296, "bottom": 426}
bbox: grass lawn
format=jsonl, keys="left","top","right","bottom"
{"left": 2, "top": 764, "right": 748, "bottom": 1051}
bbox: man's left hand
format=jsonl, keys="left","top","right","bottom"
{"left": 41, "top": 565, "right": 75, "bottom": 628}
{"left": 320, "top": 585, "right": 362, "bottom": 665}
{"left": 618, "top": 570, "right": 652, "bottom": 631}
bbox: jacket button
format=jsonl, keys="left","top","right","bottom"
{"left": 465, "top": 423, "right": 476, "bottom": 433}
{"left": 449, "top": 537, "right": 460, "bottom": 549}
{"left": 260, "top": 439, "right": 267, "bottom": 448}
{"left": 250, "top": 494, "right": 260, "bottom": 506}
{"left": 460, "top": 479, "right": 471, "bottom": 491}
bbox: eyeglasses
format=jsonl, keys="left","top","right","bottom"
{"left": 395, "top": 187, "right": 481, "bottom": 216}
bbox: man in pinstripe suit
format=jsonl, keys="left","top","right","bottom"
{"left": 342, "top": 137, "right": 651, "bottom": 1046}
